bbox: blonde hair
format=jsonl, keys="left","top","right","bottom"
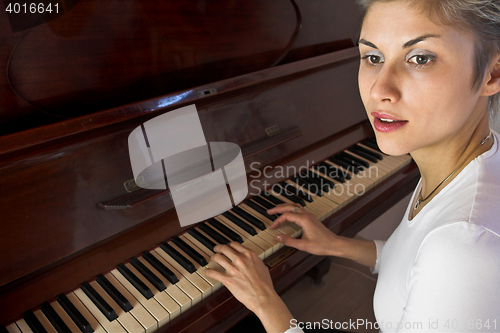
{"left": 357, "top": 0, "right": 500, "bottom": 119}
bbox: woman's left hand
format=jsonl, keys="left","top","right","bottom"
{"left": 205, "top": 242, "right": 294, "bottom": 332}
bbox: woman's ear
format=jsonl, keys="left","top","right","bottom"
{"left": 481, "top": 54, "right": 500, "bottom": 96}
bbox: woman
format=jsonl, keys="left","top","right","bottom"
{"left": 205, "top": 0, "right": 500, "bottom": 332}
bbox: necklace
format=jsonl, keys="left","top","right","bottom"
{"left": 414, "top": 130, "right": 492, "bottom": 211}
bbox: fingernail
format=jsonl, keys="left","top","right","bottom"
{"left": 277, "top": 235, "right": 283, "bottom": 243}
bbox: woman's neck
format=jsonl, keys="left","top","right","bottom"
{"left": 410, "top": 112, "right": 493, "bottom": 217}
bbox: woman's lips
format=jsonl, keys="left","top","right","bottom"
{"left": 371, "top": 112, "right": 408, "bottom": 133}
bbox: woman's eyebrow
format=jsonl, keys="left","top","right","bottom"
{"left": 402, "top": 34, "right": 440, "bottom": 48}
{"left": 358, "top": 39, "right": 378, "bottom": 49}
{"left": 358, "top": 34, "right": 440, "bottom": 49}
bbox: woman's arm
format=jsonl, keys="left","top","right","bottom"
{"left": 267, "top": 204, "right": 378, "bottom": 268}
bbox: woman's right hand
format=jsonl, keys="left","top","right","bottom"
{"left": 267, "top": 203, "right": 347, "bottom": 257}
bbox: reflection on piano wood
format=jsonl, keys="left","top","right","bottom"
{"left": 2, "top": 138, "right": 413, "bottom": 333}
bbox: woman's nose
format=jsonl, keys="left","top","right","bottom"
{"left": 370, "top": 65, "right": 401, "bottom": 103}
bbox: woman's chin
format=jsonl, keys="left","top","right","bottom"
{"left": 375, "top": 138, "right": 411, "bottom": 156}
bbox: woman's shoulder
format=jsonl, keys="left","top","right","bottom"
{"left": 415, "top": 221, "right": 500, "bottom": 273}
{"left": 469, "top": 130, "right": 500, "bottom": 234}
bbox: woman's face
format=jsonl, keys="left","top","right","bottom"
{"left": 358, "top": 1, "right": 488, "bottom": 156}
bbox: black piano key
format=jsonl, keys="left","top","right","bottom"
{"left": 57, "top": 294, "right": 93, "bottom": 333}
{"left": 0, "top": 326, "right": 8, "bottom": 333}
{"left": 222, "top": 211, "right": 257, "bottom": 236}
{"left": 261, "top": 192, "right": 285, "bottom": 206}
{"left": 41, "top": 302, "right": 72, "bottom": 333}
{"left": 117, "top": 263, "right": 154, "bottom": 299}
{"left": 23, "top": 311, "right": 48, "bottom": 333}
{"left": 291, "top": 177, "right": 323, "bottom": 197}
{"left": 207, "top": 218, "right": 243, "bottom": 243}
{"left": 171, "top": 236, "right": 208, "bottom": 266}
{"left": 272, "top": 184, "right": 306, "bottom": 206}
{"left": 130, "top": 257, "right": 166, "bottom": 292}
{"left": 298, "top": 170, "right": 328, "bottom": 191}
{"left": 142, "top": 251, "right": 179, "bottom": 284}
{"left": 314, "top": 163, "right": 340, "bottom": 182}
{"left": 317, "top": 162, "right": 347, "bottom": 182}
{"left": 245, "top": 199, "right": 278, "bottom": 221}
{"left": 279, "top": 181, "right": 313, "bottom": 203}
{"left": 96, "top": 274, "right": 133, "bottom": 312}
{"left": 362, "top": 138, "right": 382, "bottom": 152}
{"left": 81, "top": 281, "right": 118, "bottom": 322}
{"left": 354, "top": 144, "right": 383, "bottom": 160}
{"left": 302, "top": 169, "right": 335, "bottom": 189}
{"left": 251, "top": 196, "right": 275, "bottom": 210}
{"left": 336, "top": 153, "right": 367, "bottom": 170}
{"left": 187, "top": 228, "right": 216, "bottom": 252}
{"left": 348, "top": 146, "right": 378, "bottom": 163}
{"left": 198, "top": 223, "right": 230, "bottom": 245}
{"left": 314, "top": 172, "right": 337, "bottom": 189}
{"left": 160, "top": 242, "right": 196, "bottom": 274}
{"left": 339, "top": 151, "right": 370, "bottom": 168}
{"left": 258, "top": 194, "right": 284, "bottom": 209}
{"left": 231, "top": 206, "right": 267, "bottom": 231}
{"left": 329, "top": 156, "right": 361, "bottom": 173}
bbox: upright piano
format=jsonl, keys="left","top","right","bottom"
{"left": 0, "top": 1, "right": 419, "bottom": 332}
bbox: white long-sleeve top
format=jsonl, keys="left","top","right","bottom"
{"left": 285, "top": 131, "right": 500, "bottom": 333}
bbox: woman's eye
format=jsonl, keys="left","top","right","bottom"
{"left": 408, "top": 55, "right": 433, "bottom": 66}
{"left": 361, "top": 54, "right": 384, "bottom": 65}
{"left": 369, "top": 55, "right": 382, "bottom": 64}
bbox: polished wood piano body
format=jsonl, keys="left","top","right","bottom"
{"left": 0, "top": 1, "right": 419, "bottom": 332}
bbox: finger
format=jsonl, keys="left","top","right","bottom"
{"left": 211, "top": 253, "right": 234, "bottom": 271}
{"left": 270, "top": 211, "right": 306, "bottom": 229}
{"left": 213, "top": 243, "right": 239, "bottom": 262}
{"left": 227, "top": 242, "right": 254, "bottom": 256}
{"left": 267, "top": 203, "right": 300, "bottom": 215}
{"left": 205, "top": 267, "right": 227, "bottom": 283}
{"left": 276, "top": 234, "right": 306, "bottom": 251}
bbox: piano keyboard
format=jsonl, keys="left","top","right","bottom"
{"left": 2, "top": 138, "right": 412, "bottom": 333}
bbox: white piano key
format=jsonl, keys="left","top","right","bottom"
{"left": 153, "top": 247, "right": 213, "bottom": 298}
{"left": 214, "top": 215, "right": 270, "bottom": 259}
{"left": 222, "top": 215, "right": 280, "bottom": 255}
{"left": 239, "top": 203, "right": 301, "bottom": 238}
{"left": 66, "top": 292, "right": 106, "bottom": 333}
{"left": 148, "top": 251, "right": 203, "bottom": 306}
{"left": 137, "top": 257, "right": 192, "bottom": 313}
{"left": 266, "top": 190, "right": 323, "bottom": 216}
{"left": 167, "top": 240, "right": 221, "bottom": 290}
{"left": 33, "top": 310, "right": 58, "bottom": 333}
{"left": 310, "top": 168, "right": 353, "bottom": 205}
{"left": 178, "top": 234, "right": 226, "bottom": 292}
{"left": 281, "top": 182, "right": 331, "bottom": 219}
{"left": 110, "top": 268, "right": 169, "bottom": 329}
{"left": 14, "top": 320, "right": 32, "bottom": 333}
{"left": 125, "top": 263, "right": 181, "bottom": 321}
{"left": 179, "top": 233, "right": 226, "bottom": 271}
{"left": 50, "top": 300, "right": 83, "bottom": 333}
{"left": 73, "top": 288, "right": 127, "bottom": 333}
{"left": 5, "top": 323, "right": 21, "bottom": 333}
{"left": 89, "top": 280, "right": 146, "bottom": 333}
{"left": 105, "top": 272, "right": 159, "bottom": 333}
{"left": 286, "top": 180, "right": 337, "bottom": 213}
